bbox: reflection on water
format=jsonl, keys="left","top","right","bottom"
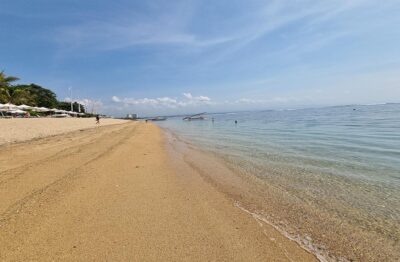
{"left": 157, "top": 104, "right": 400, "bottom": 261}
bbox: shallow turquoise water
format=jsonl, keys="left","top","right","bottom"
{"left": 158, "top": 104, "right": 400, "bottom": 184}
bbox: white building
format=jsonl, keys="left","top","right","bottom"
{"left": 126, "top": 114, "right": 138, "bottom": 119}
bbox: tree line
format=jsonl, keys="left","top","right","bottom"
{"left": 0, "top": 71, "right": 85, "bottom": 113}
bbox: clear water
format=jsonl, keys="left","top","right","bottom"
{"left": 156, "top": 103, "right": 400, "bottom": 261}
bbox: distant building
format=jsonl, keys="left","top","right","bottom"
{"left": 126, "top": 113, "right": 138, "bottom": 119}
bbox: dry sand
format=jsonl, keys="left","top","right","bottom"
{"left": 0, "top": 118, "right": 128, "bottom": 145}
{"left": 0, "top": 121, "right": 317, "bottom": 261}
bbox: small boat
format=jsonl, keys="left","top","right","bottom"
{"left": 148, "top": 117, "right": 167, "bottom": 121}
{"left": 183, "top": 112, "right": 207, "bottom": 121}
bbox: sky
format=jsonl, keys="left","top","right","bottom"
{"left": 1, "top": 0, "right": 400, "bottom": 116}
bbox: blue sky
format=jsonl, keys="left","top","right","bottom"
{"left": 1, "top": 0, "right": 400, "bottom": 116}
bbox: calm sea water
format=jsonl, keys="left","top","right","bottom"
{"left": 156, "top": 103, "right": 400, "bottom": 261}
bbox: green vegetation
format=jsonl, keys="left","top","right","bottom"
{"left": 0, "top": 71, "right": 85, "bottom": 113}
{"left": 3, "top": 84, "right": 58, "bottom": 108}
{"left": 0, "top": 71, "right": 19, "bottom": 103}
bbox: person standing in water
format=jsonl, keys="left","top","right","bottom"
{"left": 235, "top": 120, "right": 237, "bottom": 125}
{"left": 96, "top": 115, "right": 100, "bottom": 124}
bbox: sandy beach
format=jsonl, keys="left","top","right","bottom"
{"left": 0, "top": 120, "right": 316, "bottom": 261}
{"left": 0, "top": 118, "right": 128, "bottom": 145}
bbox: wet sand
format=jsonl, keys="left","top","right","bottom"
{"left": 0, "top": 121, "right": 316, "bottom": 261}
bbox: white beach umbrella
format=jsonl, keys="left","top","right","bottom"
{"left": 50, "top": 108, "right": 62, "bottom": 113}
{"left": 33, "top": 107, "right": 51, "bottom": 112}
{"left": 17, "top": 104, "right": 33, "bottom": 110}
{"left": 40, "top": 107, "right": 50, "bottom": 112}
{"left": 9, "top": 109, "right": 27, "bottom": 114}
{"left": 0, "top": 103, "right": 17, "bottom": 110}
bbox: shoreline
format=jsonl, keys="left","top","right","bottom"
{"left": 160, "top": 126, "right": 400, "bottom": 262}
{"left": 0, "top": 121, "right": 317, "bottom": 261}
{"left": 163, "top": 128, "right": 329, "bottom": 261}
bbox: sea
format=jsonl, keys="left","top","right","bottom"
{"left": 156, "top": 103, "right": 400, "bottom": 261}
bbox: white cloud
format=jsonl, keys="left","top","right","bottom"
{"left": 112, "top": 96, "right": 121, "bottom": 102}
{"left": 111, "top": 93, "right": 212, "bottom": 109}
{"left": 183, "top": 93, "right": 210, "bottom": 102}
{"left": 182, "top": 93, "right": 193, "bottom": 99}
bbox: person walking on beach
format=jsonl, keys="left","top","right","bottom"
{"left": 96, "top": 115, "right": 100, "bottom": 124}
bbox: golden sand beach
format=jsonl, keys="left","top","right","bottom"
{"left": 0, "top": 120, "right": 317, "bottom": 261}
{"left": 0, "top": 118, "right": 128, "bottom": 145}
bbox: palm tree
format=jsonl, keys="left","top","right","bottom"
{"left": 0, "top": 71, "right": 19, "bottom": 88}
{"left": 0, "top": 71, "right": 20, "bottom": 103}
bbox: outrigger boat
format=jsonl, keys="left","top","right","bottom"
{"left": 147, "top": 116, "right": 167, "bottom": 121}
{"left": 183, "top": 112, "right": 207, "bottom": 121}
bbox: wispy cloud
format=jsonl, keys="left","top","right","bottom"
{"left": 53, "top": 0, "right": 400, "bottom": 82}
{"left": 55, "top": 1, "right": 362, "bottom": 52}
{"left": 201, "top": 0, "right": 383, "bottom": 64}
{"left": 55, "top": 1, "right": 235, "bottom": 51}
{"left": 58, "top": 21, "right": 235, "bottom": 51}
